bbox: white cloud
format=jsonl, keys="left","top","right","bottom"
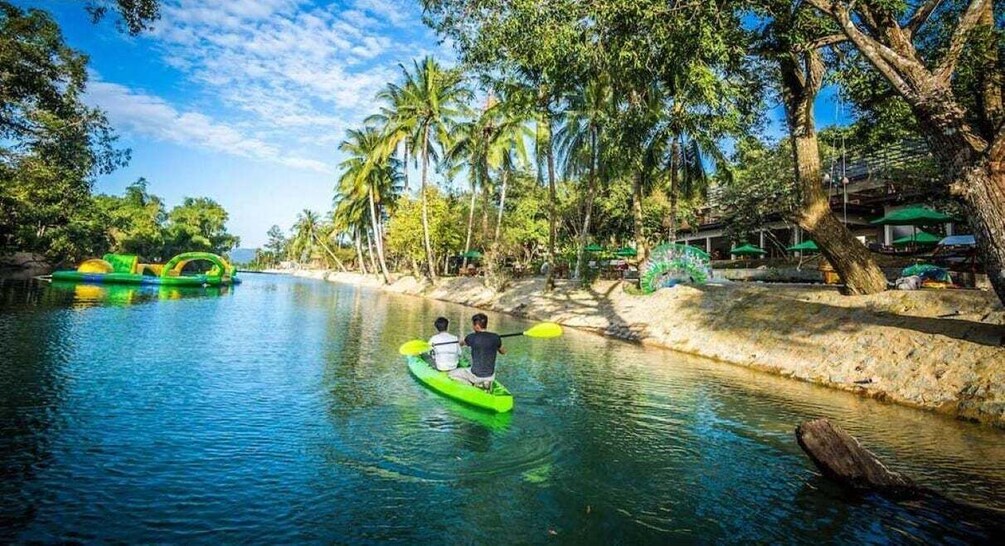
{"left": 134, "top": 0, "right": 449, "bottom": 166}
{"left": 89, "top": 1, "right": 453, "bottom": 178}
{"left": 352, "top": 0, "right": 412, "bottom": 27}
{"left": 88, "top": 79, "right": 332, "bottom": 174}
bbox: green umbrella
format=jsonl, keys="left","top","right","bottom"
{"left": 614, "top": 247, "right": 637, "bottom": 257}
{"left": 870, "top": 206, "right": 956, "bottom": 226}
{"left": 892, "top": 231, "right": 940, "bottom": 247}
{"left": 730, "top": 243, "right": 767, "bottom": 256}
{"left": 461, "top": 250, "right": 483, "bottom": 259}
{"left": 584, "top": 243, "right": 604, "bottom": 252}
{"left": 786, "top": 240, "right": 819, "bottom": 252}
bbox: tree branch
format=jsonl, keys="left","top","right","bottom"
{"left": 805, "top": 49, "right": 826, "bottom": 95}
{"left": 905, "top": 0, "right": 944, "bottom": 37}
{"left": 818, "top": 1, "right": 919, "bottom": 97}
{"left": 802, "top": 33, "right": 847, "bottom": 51}
{"left": 786, "top": 51, "right": 808, "bottom": 91}
{"left": 934, "top": 0, "right": 991, "bottom": 83}
{"left": 990, "top": 121, "right": 1005, "bottom": 163}
{"left": 857, "top": 3, "right": 881, "bottom": 33}
{"left": 805, "top": 0, "right": 834, "bottom": 15}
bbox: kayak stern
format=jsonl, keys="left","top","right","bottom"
{"left": 406, "top": 356, "right": 513, "bottom": 413}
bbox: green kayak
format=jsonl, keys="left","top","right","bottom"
{"left": 406, "top": 356, "right": 513, "bottom": 413}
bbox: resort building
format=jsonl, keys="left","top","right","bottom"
{"left": 674, "top": 141, "right": 963, "bottom": 259}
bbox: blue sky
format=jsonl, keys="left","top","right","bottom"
{"left": 24, "top": 1, "right": 850, "bottom": 248}
{"left": 22, "top": 0, "right": 448, "bottom": 247}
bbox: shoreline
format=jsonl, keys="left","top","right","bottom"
{"left": 268, "top": 269, "right": 1005, "bottom": 429}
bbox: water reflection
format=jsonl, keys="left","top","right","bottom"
{"left": 0, "top": 279, "right": 232, "bottom": 310}
{"left": 0, "top": 273, "right": 1002, "bottom": 544}
{"left": 50, "top": 281, "right": 232, "bottom": 307}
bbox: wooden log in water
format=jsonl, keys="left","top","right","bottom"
{"left": 795, "top": 418, "right": 918, "bottom": 496}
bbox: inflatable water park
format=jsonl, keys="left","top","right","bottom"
{"left": 52, "top": 252, "right": 240, "bottom": 287}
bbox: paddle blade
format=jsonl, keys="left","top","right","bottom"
{"left": 399, "top": 339, "right": 432, "bottom": 356}
{"left": 523, "top": 322, "right": 563, "bottom": 339}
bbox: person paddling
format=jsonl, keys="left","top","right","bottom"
{"left": 427, "top": 317, "right": 460, "bottom": 371}
{"left": 449, "top": 313, "right": 505, "bottom": 390}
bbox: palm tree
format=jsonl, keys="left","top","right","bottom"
{"left": 556, "top": 75, "right": 613, "bottom": 280}
{"left": 447, "top": 90, "right": 532, "bottom": 267}
{"left": 659, "top": 77, "right": 734, "bottom": 242}
{"left": 336, "top": 127, "right": 402, "bottom": 284}
{"left": 484, "top": 93, "right": 533, "bottom": 247}
{"left": 332, "top": 195, "right": 370, "bottom": 275}
{"left": 659, "top": 103, "right": 723, "bottom": 243}
{"left": 291, "top": 209, "right": 346, "bottom": 271}
{"left": 445, "top": 105, "right": 491, "bottom": 269}
{"left": 370, "top": 57, "right": 471, "bottom": 279}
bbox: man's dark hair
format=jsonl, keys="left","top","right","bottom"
{"left": 434, "top": 317, "right": 449, "bottom": 332}
{"left": 472, "top": 313, "right": 488, "bottom": 329}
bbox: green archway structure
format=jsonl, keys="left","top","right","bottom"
{"left": 53, "top": 252, "right": 240, "bottom": 287}
{"left": 640, "top": 243, "right": 712, "bottom": 293}
{"left": 161, "top": 252, "right": 235, "bottom": 282}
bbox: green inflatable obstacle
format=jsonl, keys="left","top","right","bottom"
{"left": 52, "top": 252, "right": 240, "bottom": 287}
{"left": 640, "top": 243, "right": 712, "bottom": 293}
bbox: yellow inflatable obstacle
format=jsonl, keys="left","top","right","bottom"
{"left": 52, "top": 252, "right": 240, "bottom": 286}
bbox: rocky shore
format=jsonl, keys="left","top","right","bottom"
{"left": 276, "top": 269, "right": 1005, "bottom": 429}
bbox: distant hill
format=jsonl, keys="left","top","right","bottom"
{"left": 228, "top": 248, "right": 257, "bottom": 265}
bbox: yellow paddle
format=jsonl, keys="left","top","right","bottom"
{"left": 397, "top": 322, "right": 564, "bottom": 356}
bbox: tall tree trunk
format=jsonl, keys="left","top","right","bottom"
{"left": 574, "top": 128, "right": 599, "bottom": 281}
{"left": 312, "top": 232, "right": 347, "bottom": 272}
{"left": 480, "top": 183, "right": 491, "bottom": 242}
{"left": 544, "top": 111, "right": 558, "bottom": 290}
{"left": 978, "top": 0, "right": 1003, "bottom": 137}
{"left": 807, "top": 0, "right": 1005, "bottom": 302}
{"left": 354, "top": 231, "right": 368, "bottom": 275}
{"left": 494, "top": 170, "right": 508, "bottom": 243}
{"left": 909, "top": 87, "right": 1005, "bottom": 303}
{"left": 364, "top": 229, "right": 379, "bottom": 276}
{"left": 401, "top": 142, "right": 410, "bottom": 190}
{"left": 462, "top": 175, "right": 477, "bottom": 270}
{"left": 668, "top": 137, "right": 680, "bottom": 243}
{"left": 367, "top": 187, "right": 390, "bottom": 284}
{"left": 632, "top": 169, "right": 647, "bottom": 261}
{"left": 419, "top": 126, "right": 436, "bottom": 280}
{"left": 779, "top": 52, "right": 887, "bottom": 295}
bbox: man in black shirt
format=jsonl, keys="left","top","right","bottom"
{"left": 449, "top": 313, "right": 505, "bottom": 390}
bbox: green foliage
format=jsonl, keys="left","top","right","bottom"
{"left": 0, "top": 2, "right": 129, "bottom": 262}
{"left": 385, "top": 188, "right": 465, "bottom": 263}
{"left": 84, "top": 0, "right": 161, "bottom": 35}
{"left": 93, "top": 181, "right": 238, "bottom": 260}
{"left": 423, "top": 0, "right": 590, "bottom": 94}
{"left": 497, "top": 172, "right": 548, "bottom": 260}
{"left": 164, "top": 197, "right": 239, "bottom": 256}
{"left": 289, "top": 210, "right": 323, "bottom": 263}
{"left": 265, "top": 225, "right": 287, "bottom": 257}
{"left": 333, "top": 126, "right": 403, "bottom": 249}
{"left": 718, "top": 137, "right": 799, "bottom": 244}
{"left": 94, "top": 178, "right": 166, "bottom": 259}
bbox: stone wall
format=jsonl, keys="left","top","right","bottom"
{"left": 0, "top": 253, "right": 51, "bottom": 280}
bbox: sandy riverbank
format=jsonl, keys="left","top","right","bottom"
{"left": 273, "top": 268, "right": 1005, "bottom": 428}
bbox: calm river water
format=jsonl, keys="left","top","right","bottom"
{"left": 1, "top": 273, "right": 1003, "bottom": 544}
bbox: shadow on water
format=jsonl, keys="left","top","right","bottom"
{"left": 792, "top": 476, "right": 1005, "bottom": 544}
{"left": 434, "top": 396, "right": 514, "bottom": 434}
{"left": 0, "top": 296, "right": 67, "bottom": 538}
